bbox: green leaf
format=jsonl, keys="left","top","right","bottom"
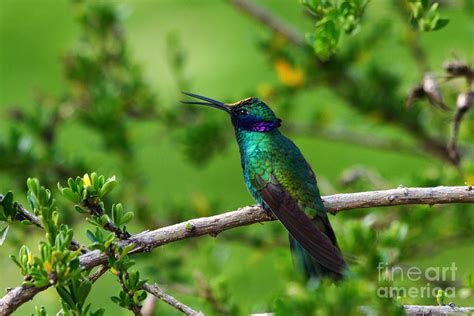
{"left": 313, "top": 19, "right": 340, "bottom": 60}
{"left": 138, "top": 290, "right": 147, "bottom": 302}
{"left": 57, "top": 286, "right": 76, "bottom": 309}
{"left": 120, "top": 212, "right": 133, "bottom": 226}
{"left": 74, "top": 205, "right": 88, "bottom": 214}
{"left": 90, "top": 308, "right": 105, "bottom": 316}
{"left": 69, "top": 258, "right": 80, "bottom": 271}
{"left": 122, "top": 243, "right": 135, "bottom": 255}
{"left": 67, "top": 178, "right": 76, "bottom": 191}
{"left": 100, "top": 214, "right": 110, "bottom": 226}
{"left": 77, "top": 280, "right": 92, "bottom": 305}
{"left": 10, "top": 254, "right": 23, "bottom": 269}
{"left": 34, "top": 305, "right": 48, "bottom": 316}
{"left": 433, "top": 18, "right": 449, "bottom": 31}
{"left": 27, "top": 191, "right": 39, "bottom": 211}
{"left": 128, "top": 271, "right": 138, "bottom": 288}
{"left": 86, "top": 217, "right": 101, "bottom": 227}
{"left": 86, "top": 229, "right": 96, "bottom": 242}
{"left": 1, "top": 191, "right": 15, "bottom": 218}
{"left": 27, "top": 178, "right": 40, "bottom": 195}
{"left": 99, "top": 177, "right": 117, "bottom": 198}
{"left": 91, "top": 172, "right": 99, "bottom": 190}
{"left": 0, "top": 225, "right": 9, "bottom": 245}
{"left": 60, "top": 187, "right": 80, "bottom": 204}
{"left": 111, "top": 203, "right": 123, "bottom": 224}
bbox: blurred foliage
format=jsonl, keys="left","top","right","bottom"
{"left": 0, "top": 0, "right": 473, "bottom": 315}
{"left": 408, "top": 0, "right": 450, "bottom": 32}
{"left": 302, "top": 0, "right": 369, "bottom": 60}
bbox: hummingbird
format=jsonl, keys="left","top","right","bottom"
{"left": 182, "top": 92, "right": 347, "bottom": 280}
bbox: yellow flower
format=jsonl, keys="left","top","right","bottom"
{"left": 44, "top": 261, "right": 52, "bottom": 273}
{"left": 274, "top": 59, "right": 305, "bottom": 88}
{"left": 50, "top": 251, "right": 57, "bottom": 266}
{"left": 83, "top": 173, "right": 91, "bottom": 188}
{"left": 257, "top": 83, "right": 275, "bottom": 100}
{"left": 110, "top": 267, "right": 119, "bottom": 275}
{"left": 27, "top": 251, "right": 33, "bottom": 265}
{"left": 465, "top": 175, "right": 474, "bottom": 186}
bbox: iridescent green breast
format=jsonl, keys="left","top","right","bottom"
{"left": 235, "top": 128, "right": 326, "bottom": 218}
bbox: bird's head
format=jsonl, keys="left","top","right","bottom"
{"left": 182, "top": 92, "right": 281, "bottom": 132}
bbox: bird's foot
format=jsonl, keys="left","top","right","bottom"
{"left": 261, "top": 206, "right": 274, "bottom": 218}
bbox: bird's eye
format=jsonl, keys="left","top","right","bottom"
{"left": 236, "top": 108, "right": 248, "bottom": 116}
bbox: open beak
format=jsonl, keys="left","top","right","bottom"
{"left": 181, "top": 92, "right": 231, "bottom": 113}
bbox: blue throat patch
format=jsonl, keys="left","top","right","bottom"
{"left": 250, "top": 120, "right": 281, "bottom": 132}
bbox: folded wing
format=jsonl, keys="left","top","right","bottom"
{"left": 259, "top": 178, "right": 346, "bottom": 275}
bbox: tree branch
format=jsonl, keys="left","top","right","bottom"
{"left": 1, "top": 186, "right": 473, "bottom": 314}
{"left": 142, "top": 283, "right": 203, "bottom": 316}
{"left": 228, "top": 0, "right": 304, "bottom": 46}
{"left": 89, "top": 264, "right": 109, "bottom": 284}
{"left": 403, "top": 304, "right": 474, "bottom": 315}
{"left": 0, "top": 285, "right": 48, "bottom": 315}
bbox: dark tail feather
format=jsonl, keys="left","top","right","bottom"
{"left": 289, "top": 235, "right": 343, "bottom": 282}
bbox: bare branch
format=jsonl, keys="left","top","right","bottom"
{"left": 142, "top": 283, "right": 203, "bottom": 316}
{"left": 0, "top": 285, "right": 47, "bottom": 315}
{"left": 12, "top": 202, "right": 42, "bottom": 229}
{"left": 89, "top": 264, "right": 109, "bottom": 283}
{"left": 228, "top": 0, "right": 304, "bottom": 46}
{"left": 403, "top": 304, "right": 474, "bottom": 315}
{"left": 1, "top": 186, "right": 473, "bottom": 314}
{"left": 321, "top": 186, "right": 474, "bottom": 214}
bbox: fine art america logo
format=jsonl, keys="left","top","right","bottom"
{"left": 377, "top": 262, "right": 457, "bottom": 298}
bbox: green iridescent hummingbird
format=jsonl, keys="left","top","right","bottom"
{"left": 183, "top": 92, "right": 347, "bottom": 280}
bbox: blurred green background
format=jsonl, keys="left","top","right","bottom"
{"left": 0, "top": 0, "right": 473, "bottom": 315}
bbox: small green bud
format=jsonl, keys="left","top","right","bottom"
{"left": 436, "top": 289, "right": 445, "bottom": 306}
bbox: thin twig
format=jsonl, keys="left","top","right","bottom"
{"left": 447, "top": 92, "right": 473, "bottom": 165}
{"left": 12, "top": 202, "right": 42, "bottom": 228}
{"left": 83, "top": 198, "right": 131, "bottom": 240}
{"left": 142, "top": 283, "right": 203, "bottom": 316}
{"left": 228, "top": 0, "right": 304, "bottom": 46}
{"left": 89, "top": 264, "right": 109, "bottom": 283}
{"left": 1, "top": 186, "right": 473, "bottom": 314}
